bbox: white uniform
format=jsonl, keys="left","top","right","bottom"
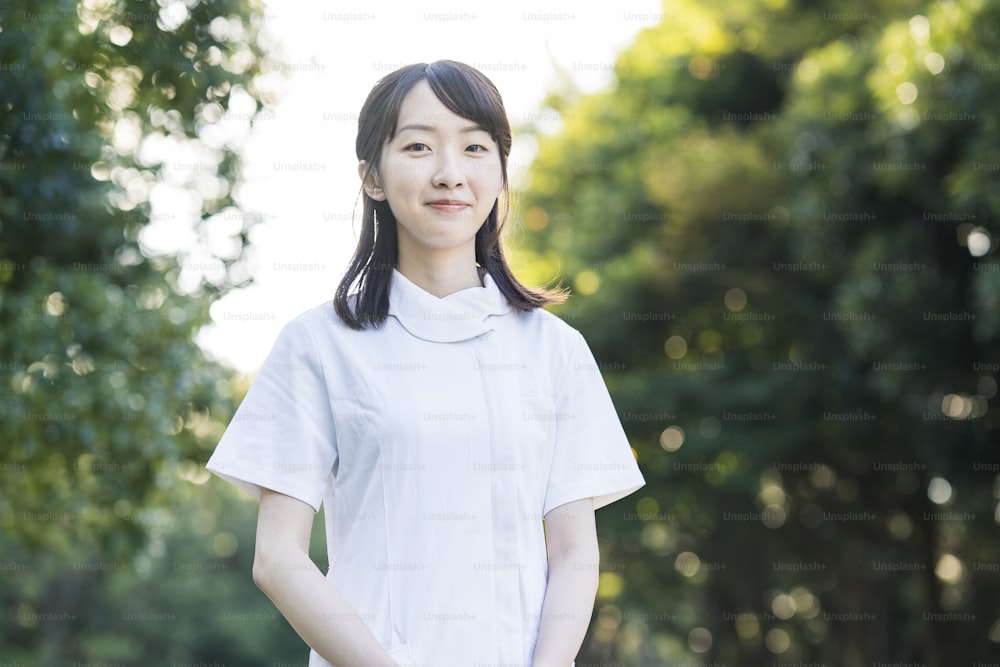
{"left": 206, "top": 269, "right": 645, "bottom": 666}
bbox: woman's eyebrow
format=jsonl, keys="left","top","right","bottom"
{"left": 396, "top": 123, "right": 489, "bottom": 134}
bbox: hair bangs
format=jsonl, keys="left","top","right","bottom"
{"left": 423, "top": 61, "right": 512, "bottom": 161}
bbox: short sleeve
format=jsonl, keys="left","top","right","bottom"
{"left": 542, "top": 330, "right": 646, "bottom": 517}
{"left": 205, "top": 316, "right": 337, "bottom": 512}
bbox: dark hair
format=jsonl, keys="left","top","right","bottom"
{"left": 334, "top": 60, "right": 566, "bottom": 330}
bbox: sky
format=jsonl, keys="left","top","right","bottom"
{"left": 185, "top": 0, "right": 666, "bottom": 373}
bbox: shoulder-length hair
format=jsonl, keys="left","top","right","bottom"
{"left": 334, "top": 60, "right": 566, "bottom": 330}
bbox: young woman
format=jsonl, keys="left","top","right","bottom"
{"left": 206, "top": 60, "right": 645, "bottom": 667}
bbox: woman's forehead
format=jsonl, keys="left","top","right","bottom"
{"left": 396, "top": 81, "right": 485, "bottom": 132}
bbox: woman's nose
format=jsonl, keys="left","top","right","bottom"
{"left": 432, "top": 151, "right": 464, "bottom": 188}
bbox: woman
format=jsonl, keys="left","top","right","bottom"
{"left": 206, "top": 60, "right": 645, "bottom": 667}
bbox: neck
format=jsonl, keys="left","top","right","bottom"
{"left": 396, "top": 251, "right": 483, "bottom": 298}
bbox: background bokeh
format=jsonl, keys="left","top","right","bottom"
{"left": 2, "top": 0, "right": 999, "bottom": 665}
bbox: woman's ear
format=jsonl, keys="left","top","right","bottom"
{"left": 358, "top": 160, "right": 386, "bottom": 201}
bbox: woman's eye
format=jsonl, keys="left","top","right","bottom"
{"left": 405, "top": 143, "right": 429, "bottom": 152}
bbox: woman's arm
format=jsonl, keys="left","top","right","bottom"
{"left": 252, "top": 488, "right": 398, "bottom": 666}
{"left": 531, "top": 497, "right": 601, "bottom": 667}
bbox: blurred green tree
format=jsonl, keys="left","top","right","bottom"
{"left": 514, "top": 0, "right": 1000, "bottom": 664}
{"left": 0, "top": 475, "right": 323, "bottom": 663}
{"left": 0, "top": 1, "right": 286, "bottom": 659}
{"left": 0, "top": 0, "right": 276, "bottom": 557}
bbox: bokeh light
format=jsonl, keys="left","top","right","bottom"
{"left": 724, "top": 287, "right": 747, "bottom": 311}
{"left": 660, "top": 425, "right": 685, "bottom": 452}
{"left": 765, "top": 627, "right": 791, "bottom": 653}
{"left": 935, "top": 554, "right": 964, "bottom": 584}
{"left": 688, "top": 627, "right": 713, "bottom": 653}
{"left": 664, "top": 335, "right": 688, "bottom": 359}
{"left": 927, "top": 477, "right": 953, "bottom": 504}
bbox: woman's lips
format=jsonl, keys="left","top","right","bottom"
{"left": 426, "top": 201, "right": 470, "bottom": 212}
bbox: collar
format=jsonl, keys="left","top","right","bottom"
{"left": 387, "top": 268, "right": 512, "bottom": 343}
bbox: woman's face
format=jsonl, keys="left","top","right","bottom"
{"left": 362, "top": 80, "right": 503, "bottom": 260}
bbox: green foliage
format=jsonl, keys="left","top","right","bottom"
{"left": 0, "top": 478, "right": 324, "bottom": 663}
{"left": 1, "top": 0, "right": 283, "bottom": 659}
{"left": 513, "top": 0, "right": 1000, "bottom": 664}
{"left": 0, "top": 0, "right": 276, "bottom": 558}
